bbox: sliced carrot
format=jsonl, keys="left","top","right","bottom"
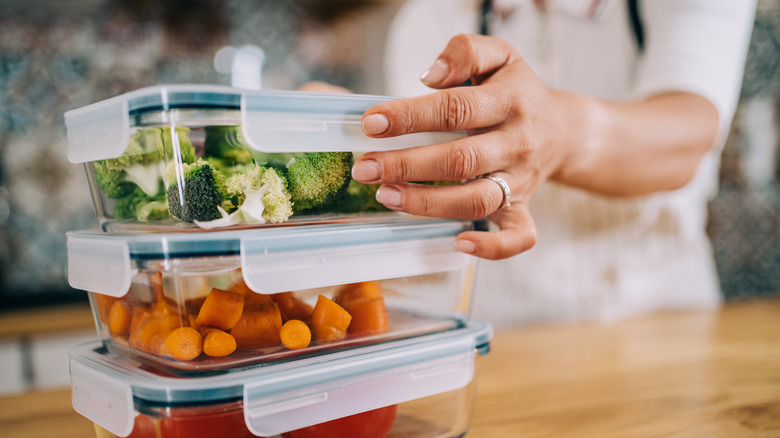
{"left": 229, "top": 277, "right": 254, "bottom": 296}
{"left": 342, "top": 298, "right": 389, "bottom": 337}
{"left": 311, "top": 295, "right": 352, "bottom": 344}
{"left": 244, "top": 293, "right": 274, "bottom": 308}
{"left": 334, "top": 281, "right": 389, "bottom": 337}
{"left": 195, "top": 288, "right": 245, "bottom": 331}
{"left": 230, "top": 302, "right": 283, "bottom": 349}
{"left": 131, "top": 314, "right": 186, "bottom": 355}
{"left": 280, "top": 320, "right": 312, "bottom": 350}
{"left": 187, "top": 314, "right": 200, "bottom": 331}
{"left": 164, "top": 327, "right": 203, "bottom": 361}
{"left": 185, "top": 296, "right": 207, "bottom": 315}
{"left": 108, "top": 300, "right": 132, "bottom": 337}
{"left": 273, "top": 292, "right": 314, "bottom": 322}
{"left": 334, "top": 281, "right": 384, "bottom": 302}
{"left": 94, "top": 294, "right": 118, "bottom": 325}
{"left": 128, "top": 307, "right": 153, "bottom": 349}
{"left": 200, "top": 327, "right": 238, "bottom": 357}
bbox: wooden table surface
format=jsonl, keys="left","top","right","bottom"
{"left": 1, "top": 299, "right": 778, "bottom": 438}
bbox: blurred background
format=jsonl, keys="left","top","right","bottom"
{"left": 0, "top": 0, "right": 777, "bottom": 392}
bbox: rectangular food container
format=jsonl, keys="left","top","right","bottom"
{"left": 68, "top": 218, "right": 480, "bottom": 374}
{"left": 70, "top": 320, "right": 491, "bottom": 438}
{"left": 64, "top": 85, "right": 463, "bottom": 232}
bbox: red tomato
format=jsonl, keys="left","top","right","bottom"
{"left": 125, "top": 414, "right": 156, "bottom": 438}
{"left": 282, "top": 404, "right": 397, "bottom": 438}
{"left": 159, "top": 402, "right": 253, "bottom": 438}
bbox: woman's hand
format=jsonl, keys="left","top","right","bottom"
{"left": 352, "top": 33, "right": 717, "bottom": 260}
{"left": 353, "top": 34, "right": 574, "bottom": 260}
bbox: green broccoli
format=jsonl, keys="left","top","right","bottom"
{"left": 249, "top": 151, "right": 308, "bottom": 171}
{"left": 92, "top": 160, "right": 136, "bottom": 198}
{"left": 189, "top": 163, "right": 293, "bottom": 228}
{"left": 310, "top": 180, "right": 389, "bottom": 214}
{"left": 165, "top": 159, "right": 224, "bottom": 222}
{"left": 224, "top": 164, "right": 293, "bottom": 224}
{"left": 94, "top": 127, "right": 196, "bottom": 198}
{"left": 285, "top": 152, "right": 353, "bottom": 212}
{"left": 112, "top": 185, "right": 169, "bottom": 221}
{"left": 203, "top": 126, "right": 254, "bottom": 172}
{"left": 136, "top": 199, "right": 170, "bottom": 222}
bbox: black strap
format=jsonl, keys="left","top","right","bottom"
{"left": 479, "top": 0, "right": 493, "bottom": 36}
{"left": 627, "top": 0, "right": 645, "bottom": 52}
{"left": 479, "top": 0, "right": 645, "bottom": 53}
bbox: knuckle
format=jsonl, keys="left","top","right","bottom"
{"left": 415, "top": 190, "right": 437, "bottom": 217}
{"left": 382, "top": 153, "right": 414, "bottom": 182}
{"left": 440, "top": 91, "right": 474, "bottom": 131}
{"left": 445, "top": 145, "right": 481, "bottom": 179}
{"left": 468, "top": 189, "right": 499, "bottom": 218}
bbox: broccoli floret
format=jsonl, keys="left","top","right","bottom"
{"left": 311, "top": 180, "right": 389, "bottom": 214}
{"left": 166, "top": 159, "right": 224, "bottom": 222}
{"left": 93, "top": 160, "right": 136, "bottom": 198}
{"left": 203, "top": 126, "right": 254, "bottom": 172}
{"left": 195, "top": 164, "right": 293, "bottom": 228}
{"left": 95, "top": 127, "right": 196, "bottom": 198}
{"left": 137, "top": 200, "right": 170, "bottom": 222}
{"left": 112, "top": 185, "right": 168, "bottom": 221}
{"left": 285, "top": 152, "right": 353, "bottom": 212}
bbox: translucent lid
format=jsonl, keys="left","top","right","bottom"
{"left": 70, "top": 320, "right": 492, "bottom": 437}
{"left": 65, "top": 84, "right": 465, "bottom": 163}
{"left": 67, "top": 218, "right": 477, "bottom": 297}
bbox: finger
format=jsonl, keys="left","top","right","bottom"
{"left": 420, "top": 34, "right": 519, "bottom": 89}
{"left": 362, "top": 83, "right": 515, "bottom": 137}
{"left": 454, "top": 205, "right": 537, "bottom": 260}
{"left": 373, "top": 176, "right": 510, "bottom": 219}
{"left": 352, "top": 131, "right": 510, "bottom": 184}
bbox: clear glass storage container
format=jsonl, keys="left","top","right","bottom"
{"left": 70, "top": 321, "right": 492, "bottom": 438}
{"left": 64, "top": 85, "right": 464, "bottom": 232}
{"left": 68, "top": 218, "right": 480, "bottom": 374}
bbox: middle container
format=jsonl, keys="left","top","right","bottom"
{"left": 68, "top": 217, "right": 479, "bottom": 374}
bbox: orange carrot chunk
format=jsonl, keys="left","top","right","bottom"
{"left": 334, "top": 281, "right": 384, "bottom": 302}
{"left": 311, "top": 295, "right": 352, "bottom": 344}
{"left": 131, "top": 314, "right": 186, "bottom": 355}
{"left": 108, "top": 300, "right": 132, "bottom": 337}
{"left": 94, "top": 294, "right": 119, "bottom": 325}
{"left": 273, "top": 292, "right": 314, "bottom": 322}
{"left": 200, "top": 327, "right": 237, "bottom": 357}
{"left": 165, "top": 327, "right": 203, "bottom": 361}
{"left": 195, "top": 288, "right": 245, "bottom": 331}
{"left": 230, "top": 303, "right": 283, "bottom": 349}
{"left": 280, "top": 320, "right": 312, "bottom": 350}
{"left": 334, "top": 281, "right": 389, "bottom": 337}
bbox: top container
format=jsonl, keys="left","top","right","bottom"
{"left": 65, "top": 85, "right": 464, "bottom": 232}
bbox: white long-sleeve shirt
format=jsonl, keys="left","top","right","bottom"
{"left": 384, "top": 0, "right": 757, "bottom": 325}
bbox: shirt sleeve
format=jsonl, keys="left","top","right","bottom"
{"left": 635, "top": 0, "right": 758, "bottom": 130}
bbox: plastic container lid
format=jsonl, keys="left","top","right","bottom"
{"left": 65, "top": 84, "right": 465, "bottom": 163}
{"left": 70, "top": 320, "right": 492, "bottom": 437}
{"left": 67, "top": 218, "right": 477, "bottom": 297}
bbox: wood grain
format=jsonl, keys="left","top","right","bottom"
{"left": 469, "top": 299, "right": 780, "bottom": 437}
{"left": 0, "top": 300, "right": 778, "bottom": 437}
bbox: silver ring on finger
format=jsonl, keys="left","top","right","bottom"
{"left": 479, "top": 173, "right": 511, "bottom": 210}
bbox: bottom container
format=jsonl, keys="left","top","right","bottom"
{"left": 70, "top": 321, "right": 492, "bottom": 438}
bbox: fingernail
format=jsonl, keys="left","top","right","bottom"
{"left": 352, "top": 159, "right": 382, "bottom": 182}
{"left": 420, "top": 59, "right": 449, "bottom": 85}
{"left": 362, "top": 113, "right": 389, "bottom": 136}
{"left": 455, "top": 238, "right": 476, "bottom": 254}
{"left": 376, "top": 185, "right": 402, "bottom": 208}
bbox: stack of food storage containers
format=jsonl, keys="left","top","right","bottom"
{"left": 64, "top": 84, "right": 492, "bottom": 438}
